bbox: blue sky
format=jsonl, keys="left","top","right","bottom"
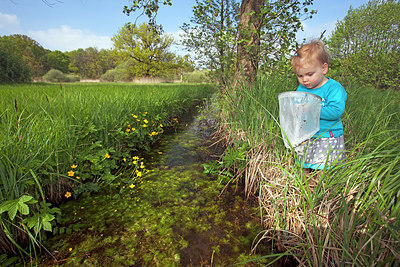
{"left": 0, "top": 0, "right": 369, "bottom": 53}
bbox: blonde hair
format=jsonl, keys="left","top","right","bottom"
{"left": 291, "top": 39, "right": 331, "bottom": 70}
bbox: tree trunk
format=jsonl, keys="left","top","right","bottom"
{"left": 234, "top": 0, "right": 263, "bottom": 86}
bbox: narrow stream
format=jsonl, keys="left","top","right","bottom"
{"left": 42, "top": 100, "right": 271, "bottom": 266}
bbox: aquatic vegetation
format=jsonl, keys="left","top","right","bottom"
{"left": 40, "top": 102, "right": 271, "bottom": 266}
{"left": 47, "top": 172, "right": 261, "bottom": 266}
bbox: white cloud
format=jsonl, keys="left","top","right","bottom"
{"left": 0, "top": 12, "right": 21, "bottom": 34}
{"left": 297, "top": 21, "right": 337, "bottom": 42}
{"left": 28, "top": 25, "right": 113, "bottom": 51}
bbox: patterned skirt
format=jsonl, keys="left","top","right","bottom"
{"left": 299, "top": 135, "right": 346, "bottom": 170}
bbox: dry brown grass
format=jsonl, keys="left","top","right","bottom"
{"left": 215, "top": 118, "right": 399, "bottom": 265}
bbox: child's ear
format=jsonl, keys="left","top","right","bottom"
{"left": 322, "top": 63, "right": 328, "bottom": 74}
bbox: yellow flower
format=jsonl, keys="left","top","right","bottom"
{"left": 65, "top": 192, "right": 72, "bottom": 198}
{"left": 129, "top": 184, "right": 135, "bottom": 189}
{"left": 69, "top": 248, "right": 72, "bottom": 252}
{"left": 71, "top": 164, "right": 77, "bottom": 169}
{"left": 105, "top": 153, "right": 110, "bottom": 158}
{"left": 114, "top": 209, "right": 117, "bottom": 212}
{"left": 132, "top": 114, "right": 138, "bottom": 118}
{"left": 123, "top": 158, "right": 127, "bottom": 162}
{"left": 126, "top": 128, "right": 131, "bottom": 132}
{"left": 68, "top": 170, "right": 74, "bottom": 177}
{"left": 131, "top": 127, "right": 136, "bottom": 131}
{"left": 143, "top": 119, "right": 148, "bottom": 124}
{"left": 160, "top": 124, "right": 163, "bottom": 127}
{"left": 142, "top": 124, "right": 147, "bottom": 128}
{"left": 136, "top": 171, "right": 142, "bottom": 177}
{"left": 157, "top": 151, "right": 163, "bottom": 154}
{"left": 76, "top": 176, "right": 80, "bottom": 180}
{"left": 140, "top": 163, "right": 145, "bottom": 169}
{"left": 136, "top": 119, "right": 140, "bottom": 122}
{"left": 133, "top": 156, "right": 139, "bottom": 160}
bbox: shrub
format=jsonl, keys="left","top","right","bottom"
{"left": 43, "top": 69, "right": 80, "bottom": 82}
{"left": 100, "top": 60, "right": 134, "bottom": 82}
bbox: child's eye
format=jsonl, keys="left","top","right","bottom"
{"left": 307, "top": 73, "right": 314, "bottom": 76}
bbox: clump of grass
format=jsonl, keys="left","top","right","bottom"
{"left": 218, "top": 72, "right": 400, "bottom": 265}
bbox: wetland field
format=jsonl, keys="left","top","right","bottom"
{"left": 1, "top": 78, "right": 399, "bottom": 266}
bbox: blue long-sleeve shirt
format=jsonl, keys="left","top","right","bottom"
{"left": 296, "top": 77, "right": 347, "bottom": 138}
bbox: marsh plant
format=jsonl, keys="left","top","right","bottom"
{"left": 0, "top": 82, "right": 215, "bottom": 258}
{"left": 217, "top": 72, "right": 399, "bottom": 265}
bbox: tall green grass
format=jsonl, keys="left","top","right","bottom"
{"left": 0, "top": 82, "right": 215, "bottom": 256}
{"left": 219, "top": 73, "right": 399, "bottom": 265}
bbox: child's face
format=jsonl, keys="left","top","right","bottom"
{"left": 294, "top": 60, "right": 328, "bottom": 89}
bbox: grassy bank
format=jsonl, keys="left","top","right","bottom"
{"left": 0, "top": 82, "right": 215, "bottom": 258}
{"left": 217, "top": 73, "right": 399, "bottom": 265}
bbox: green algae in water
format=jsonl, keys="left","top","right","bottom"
{"left": 42, "top": 101, "right": 272, "bottom": 266}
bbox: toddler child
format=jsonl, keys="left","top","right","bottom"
{"left": 291, "top": 39, "right": 347, "bottom": 170}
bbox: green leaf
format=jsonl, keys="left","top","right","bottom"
{"left": 17, "top": 202, "right": 29, "bottom": 216}
{"left": 0, "top": 200, "right": 16, "bottom": 215}
{"left": 7, "top": 205, "right": 18, "bottom": 221}
{"left": 24, "top": 213, "right": 40, "bottom": 231}
{"left": 23, "top": 212, "right": 55, "bottom": 235}
{"left": 18, "top": 195, "right": 33, "bottom": 203}
{"left": 42, "top": 221, "right": 52, "bottom": 232}
{"left": 0, "top": 195, "right": 39, "bottom": 220}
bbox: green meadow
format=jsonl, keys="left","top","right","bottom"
{"left": 0, "top": 82, "right": 215, "bottom": 259}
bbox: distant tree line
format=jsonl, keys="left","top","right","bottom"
{"left": 0, "top": 24, "right": 194, "bottom": 83}
{"left": 1, "top": 0, "right": 398, "bottom": 89}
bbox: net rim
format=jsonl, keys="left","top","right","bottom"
{"left": 278, "top": 91, "right": 322, "bottom": 101}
